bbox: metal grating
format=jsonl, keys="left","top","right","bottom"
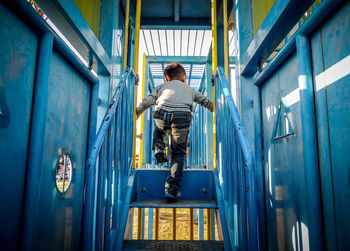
{"left": 123, "top": 240, "right": 225, "bottom": 251}
{"left": 141, "top": 29, "right": 212, "bottom": 57}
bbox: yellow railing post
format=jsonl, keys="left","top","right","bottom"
{"left": 122, "top": 0, "right": 130, "bottom": 70}
{"left": 211, "top": 0, "right": 218, "bottom": 169}
{"left": 223, "top": 0, "right": 229, "bottom": 79}
{"left": 190, "top": 209, "right": 194, "bottom": 240}
{"left": 207, "top": 209, "right": 212, "bottom": 240}
{"left": 133, "top": 1, "right": 142, "bottom": 239}
{"left": 139, "top": 53, "right": 146, "bottom": 168}
{"left": 132, "top": 0, "right": 142, "bottom": 170}
{"left": 137, "top": 208, "right": 143, "bottom": 239}
{"left": 172, "top": 208, "right": 177, "bottom": 240}
{"left": 155, "top": 208, "right": 159, "bottom": 240}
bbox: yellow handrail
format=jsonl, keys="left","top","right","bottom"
{"left": 223, "top": 0, "right": 229, "bottom": 79}
{"left": 211, "top": 0, "right": 217, "bottom": 170}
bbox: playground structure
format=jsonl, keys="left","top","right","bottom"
{"left": 0, "top": 0, "right": 349, "bottom": 250}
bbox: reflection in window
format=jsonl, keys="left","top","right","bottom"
{"left": 55, "top": 154, "right": 72, "bottom": 193}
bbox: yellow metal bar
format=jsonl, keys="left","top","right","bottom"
{"left": 172, "top": 208, "right": 177, "bottom": 240}
{"left": 211, "top": 0, "right": 218, "bottom": 169}
{"left": 138, "top": 53, "right": 146, "bottom": 168}
{"left": 132, "top": 0, "right": 142, "bottom": 169}
{"left": 133, "top": 0, "right": 142, "bottom": 73}
{"left": 122, "top": 0, "right": 130, "bottom": 70}
{"left": 223, "top": 0, "right": 229, "bottom": 79}
{"left": 137, "top": 208, "right": 142, "bottom": 239}
{"left": 155, "top": 208, "right": 159, "bottom": 240}
{"left": 190, "top": 209, "right": 194, "bottom": 240}
{"left": 207, "top": 209, "right": 212, "bottom": 240}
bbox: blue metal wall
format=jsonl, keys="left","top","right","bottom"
{"left": 252, "top": 1, "right": 350, "bottom": 250}
{"left": 261, "top": 53, "right": 310, "bottom": 250}
{"left": 0, "top": 4, "right": 38, "bottom": 250}
{"left": 310, "top": 3, "right": 350, "bottom": 249}
{"left": 35, "top": 49, "right": 91, "bottom": 251}
{"left": 0, "top": 0, "right": 131, "bottom": 249}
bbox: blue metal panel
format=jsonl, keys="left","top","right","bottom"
{"left": 35, "top": 49, "right": 91, "bottom": 251}
{"left": 241, "top": 0, "right": 314, "bottom": 75}
{"left": 133, "top": 169, "right": 215, "bottom": 201}
{"left": 261, "top": 53, "right": 310, "bottom": 251}
{"left": 21, "top": 32, "right": 54, "bottom": 251}
{"left": 310, "top": 2, "right": 350, "bottom": 249}
{"left": 254, "top": 0, "right": 344, "bottom": 86}
{"left": 0, "top": 4, "right": 39, "bottom": 250}
{"left": 56, "top": 0, "right": 112, "bottom": 75}
{"left": 296, "top": 34, "right": 323, "bottom": 251}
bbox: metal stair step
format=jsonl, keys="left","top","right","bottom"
{"left": 130, "top": 199, "right": 217, "bottom": 208}
{"left": 122, "top": 240, "right": 224, "bottom": 250}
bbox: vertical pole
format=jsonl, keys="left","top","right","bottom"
{"left": 132, "top": 0, "right": 142, "bottom": 169}
{"left": 137, "top": 208, "right": 143, "bottom": 239}
{"left": 207, "top": 209, "right": 212, "bottom": 240}
{"left": 190, "top": 209, "right": 194, "bottom": 240}
{"left": 21, "top": 32, "right": 53, "bottom": 251}
{"left": 211, "top": 0, "right": 218, "bottom": 169}
{"left": 83, "top": 80, "right": 99, "bottom": 251}
{"left": 148, "top": 208, "right": 154, "bottom": 239}
{"left": 296, "top": 34, "right": 324, "bottom": 251}
{"left": 223, "top": 0, "right": 229, "bottom": 79}
{"left": 198, "top": 209, "right": 204, "bottom": 240}
{"left": 139, "top": 53, "right": 146, "bottom": 167}
{"left": 172, "top": 208, "right": 177, "bottom": 240}
{"left": 155, "top": 208, "right": 159, "bottom": 240}
{"left": 122, "top": 0, "right": 130, "bottom": 70}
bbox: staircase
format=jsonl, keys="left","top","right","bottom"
{"left": 121, "top": 169, "right": 227, "bottom": 250}
{"left": 83, "top": 67, "right": 259, "bottom": 251}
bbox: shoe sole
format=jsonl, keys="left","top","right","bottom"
{"left": 165, "top": 193, "right": 177, "bottom": 203}
{"left": 155, "top": 152, "right": 168, "bottom": 163}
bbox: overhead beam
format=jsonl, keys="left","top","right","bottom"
{"left": 141, "top": 18, "right": 211, "bottom": 29}
{"left": 174, "top": 0, "right": 180, "bottom": 22}
{"left": 146, "top": 56, "right": 207, "bottom": 64}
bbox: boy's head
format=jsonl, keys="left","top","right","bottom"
{"left": 163, "top": 63, "right": 186, "bottom": 83}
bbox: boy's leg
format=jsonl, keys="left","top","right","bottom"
{"left": 152, "top": 119, "right": 167, "bottom": 151}
{"left": 165, "top": 113, "right": 191, "bottom": 199}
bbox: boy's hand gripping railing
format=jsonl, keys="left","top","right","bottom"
{"left": 83, "top": 67, "right": 137, "bottom": 251}
{"left": 214, "top": 67, "right": 259, "bottom": 250}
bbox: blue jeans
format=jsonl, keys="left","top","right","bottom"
{"left": 152, "top": 109, "right": 192, "bottom": 190}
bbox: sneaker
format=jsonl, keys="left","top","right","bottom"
{"left": 165, "top": 187, "right": 178, "bottom": 203}
{"left": 155, "top": 148, "right": 168, "bottom": 163}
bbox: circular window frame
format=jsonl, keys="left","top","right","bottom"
{"left": 54, "top": 153, "right": 73, "bottom": 194}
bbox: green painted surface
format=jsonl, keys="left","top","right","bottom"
{"left": 74, "top": 0, "right": 101, "bottom": 37}
{"left": 252, "top": 0, "right": 276, "bottom": 35}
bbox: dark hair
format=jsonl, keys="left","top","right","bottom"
{"left": 163, "top": 63, "right": 186, "bottom": 80}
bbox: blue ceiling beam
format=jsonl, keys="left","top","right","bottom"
{"left": 240, "top": 0, "right": 314, "bottom": 76}
{"left": 174, "top": 0, "right": 180, "bottom": 22}
{"left": 141, "top": 18, "right": 211, "bottom": 30}
{"left": 146, "top": 56, "right": 207, "bottom": 64}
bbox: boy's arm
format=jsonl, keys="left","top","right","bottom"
{"left": 136, "top": 86, "right": 161, "bottom": 116}
{"left": 193, "top": 90, "right": 214, "bottom": 112}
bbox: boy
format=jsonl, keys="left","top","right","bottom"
{"left": 136, "top": 63, "right": 213, "bottom": 202}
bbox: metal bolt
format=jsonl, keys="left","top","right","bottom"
{"left": 202, "top": 188, "right": 207, "bottom": 194}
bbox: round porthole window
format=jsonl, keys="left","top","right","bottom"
{"left": 55, "top": 154, "right": 72, "bottom": 193}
